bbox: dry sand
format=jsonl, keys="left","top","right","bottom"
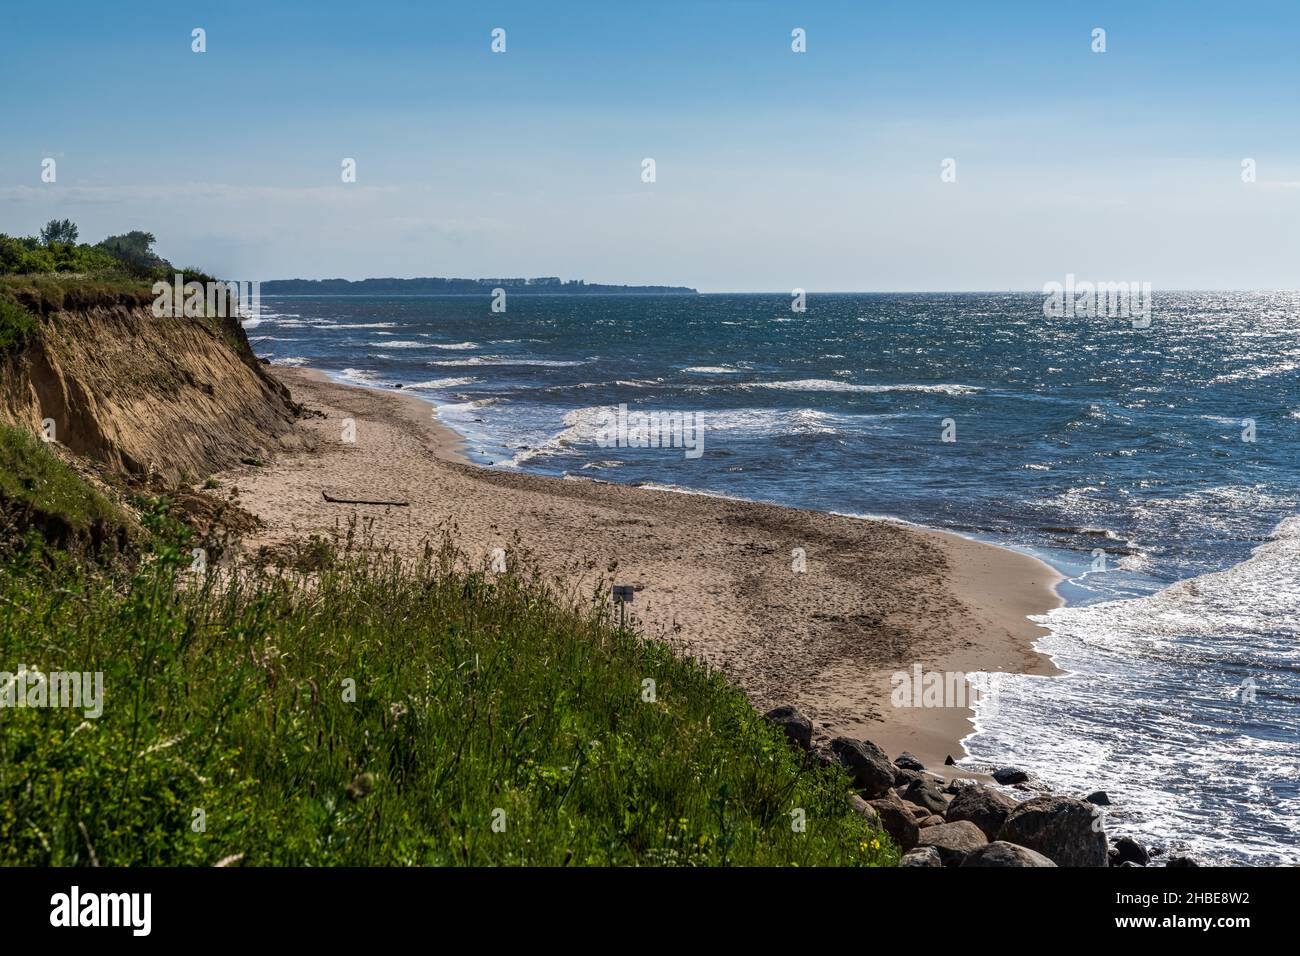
{"left": 222, "top": 366, "right": 1063, "bottom": 775}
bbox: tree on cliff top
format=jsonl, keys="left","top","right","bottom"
{"left": 95, "top": 230, "right": 165, "bottom": 274}
{"left": 39, "top": 218, "right": 79, "bottom": 247}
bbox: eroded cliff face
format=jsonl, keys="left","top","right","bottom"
{"left": 0, "top": 300, "right": 306, "bottom": 481}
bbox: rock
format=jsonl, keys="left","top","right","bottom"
{"left": 916, "top": 820, "right": 988, "bottom": 866}
{"left": 946, "top": 785, "right": 1018, "bottom": 841}
{"left": 866, "top": 797, "right": 919, "bottom": 852}
{"left": 763, "top": 705, "right": 813, "bottom": 751}
{"left": 944, "top": 754, "right": 956, "bottom": 766}
{"left": 961, "top": 841, "right": 1057, "bottom": 867}
{"left": 992, "top": 767, "right": 1030, "bottom": 785}
{"left": 1085, "top": 790, "right": 1110, "bottom": 806}
{"left": 900, "top": 846, "right": 943, "bottom": 867}
{"left": 1118, "top": 860, "right": 1141, "bottom": 867}
{"left": 848, "top": 795, "right": 880, "bottom": 826}
{"left": 919, "top": 815, "right": 947, "bottom": 828}
{"left": 831, "top": 737, "right": 896, "bottom": 799}
{"left": 905, "top": 802, "right": 931, "bottom": 820}
{"left": 895, "top": 751, "right": 925, "bottom": 771}
{"left": 997, "top": 795, "right": 1108, "bottom": 867}
{"left": 1167, "top": 855, "right": 1200, "bottom": 868}
{"left": 1111, "top": 836, "right": 1149, "bottom": 867}
{"left": 892, "top": 767, "right": 924, "bottom": 788}
{"left": 902, "top": 777, "right": 949, "bottom": 815}
{"left": 809, "top": 745, "right": 837, "bottom": 771}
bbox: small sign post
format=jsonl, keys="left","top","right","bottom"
{"left": 613, "top": 584, "right": 635, "bottom": 629}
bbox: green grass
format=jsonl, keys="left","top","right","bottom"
{"left": 0, "top": 530, "right": 895, "bottom": 866}
{"left": 0, "top": 274, "right": 155, "bottom": 318}
{"left": 0, "top": 423, "right": 132, "bottom": 555}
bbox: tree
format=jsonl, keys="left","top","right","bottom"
{"left": 95, "top": 230, "right": 164, "bottom": 275}
{"left": 39, "top": 218, "right": 79, "bottom": 247}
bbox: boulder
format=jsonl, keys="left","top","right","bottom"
{"left": 961, "top": 841, "right": 1057, "bottom": 867}
{"left": 848, "top": 795, "right": 880, "bottom": 826}
{"left": 996, "top": 795, "right": 1108, "bottom": 867}
{"left": 1167, "top": 855, "right": 1200, "bottom": 868}
{"left": 1085, "top": 790, "right": 1111, "bottom": 806}
{"left": 895, "top": 752, "right": 925, "bottom": 771}
{"left": 919, "top": 815, "right": 947, "bottom": 828}
{"left": 1111, "top": 836, "right": 1149, "bottom": 867}
{"left": 946, "top": 785, "right": 1018, "bottom": 840}
{"left": 866, "top": 797, "right": 919, "bottom": 852}
{"left": 902, "top": 777, "right": 949, "bottom": 815}
{"left": 905, "top": 802, "right": 931, "bottom": 820}
{"left": 809, "top": 745, "right": 837, "bottom": 771}
{"left": 831, "top": 737, "right": 895, "bottom": 798}
{"left": 992, "top": 767, "right": 1030, "bottom": 785}
{"left": 916, "top": 820, "right": 988, "bottom": 865}
{"left": 944, "top": 754, "right": 956, "bottom": 766}
{"left": 763, "top": 705, "right": 813, "bottom": 751}
{"left": 892, "top": 767, "right": 924, "bottom": 788}
{"left": 900, "top": 846, "right": 943, "bottom": 867}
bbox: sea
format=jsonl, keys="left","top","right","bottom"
{"left": 245, "top": 291, "right": 1300, "bottom": 865}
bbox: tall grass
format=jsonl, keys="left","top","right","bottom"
{"left": 0, "top": 529, "right": 894, "bottom": 866}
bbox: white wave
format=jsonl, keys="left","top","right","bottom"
{"left": 740, "top": 379, "right": 982, "bottom": 395}
{"left": 407, "top": 377, "right": 479, "bottom": 390}
{"left": 636, "top": 483, "right": 754, "bottom": 503}
{"left": 430, "top": 341, "right": 480, "bottom": 350}
{"left": 1210, "top": 359, "right": 1300, "bottom": 384}
{"left": 339, "top": 367, "right": 381, "bottom": 385}
{"left": 271, "top": 356, "right": 307, "bottom": 367}
{"left": 964, "top": 515, "right": 1300, "bottom": 865}
{"left": 426, "top": 356, "right": 587, "bottom": 367}
{"left": 366, "top": 340, "right": 431, "bottom": 349}
{"left": 683, "top": 366, "right": 743, "bottom": 374}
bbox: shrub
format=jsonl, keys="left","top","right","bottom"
{"left": 0, "top": 297, "right": 37, "bottom": 352}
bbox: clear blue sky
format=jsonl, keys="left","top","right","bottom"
{"left": 2, "top": 0, "right": 1297, "bottom": 290}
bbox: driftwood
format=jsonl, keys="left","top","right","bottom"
{"left": 321, "top": 491, "right": 410, "bottom": 507}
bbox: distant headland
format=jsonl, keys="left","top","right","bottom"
{"left": 261, "top": 277, "right": 699, "bottom": 295}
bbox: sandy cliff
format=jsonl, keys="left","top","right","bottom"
{"left": 0, "top": 289, "right": 305, "bottom": 481}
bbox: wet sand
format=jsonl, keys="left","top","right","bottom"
{"left": 221, "top": 366, "right": 1064, "bottom": 774}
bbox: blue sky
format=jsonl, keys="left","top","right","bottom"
{"left": 2, "top": 0, "right": 1297, "bottom": 290}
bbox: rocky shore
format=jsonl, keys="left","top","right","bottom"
{"left": 764, "top": 705, "right": 1198, "bottom": 868}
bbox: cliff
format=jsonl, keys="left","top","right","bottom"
{"left": 0, "top": 282, "right": 306, "bottom": 482}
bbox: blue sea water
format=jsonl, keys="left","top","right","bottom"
{"left": 247, "top": 292, "right": 1300, "bottom": 864}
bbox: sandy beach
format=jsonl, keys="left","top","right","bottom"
{"left": 222, "top": 366, "right": 1064, "bottom": 773}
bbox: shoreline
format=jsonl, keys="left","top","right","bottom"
{"left": 229, "top": 364, "right": 1064, "bottom": 775}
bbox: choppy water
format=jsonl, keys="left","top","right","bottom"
{"left": 247, "top": 291, "right": 1300, "bottom": 864}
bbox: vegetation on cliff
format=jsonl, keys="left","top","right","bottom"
{"left": 0, "top": 423, "right": 133, "bottom": 558}
{"left": 0, "top": 514, "right": 894, "bottom": 866}
{"left": 0, "top": 222, "right": 170, "bottom": 280}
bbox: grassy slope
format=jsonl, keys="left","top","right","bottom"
{"left": 0, "top": 423, "right": 132, "bottom": 553}
{"left": 0, "top": 513, "right": 894, "bottom": 866}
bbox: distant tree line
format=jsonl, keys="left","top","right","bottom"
{"left": 261, "top": 277, "right": 699, "bottom": 295}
